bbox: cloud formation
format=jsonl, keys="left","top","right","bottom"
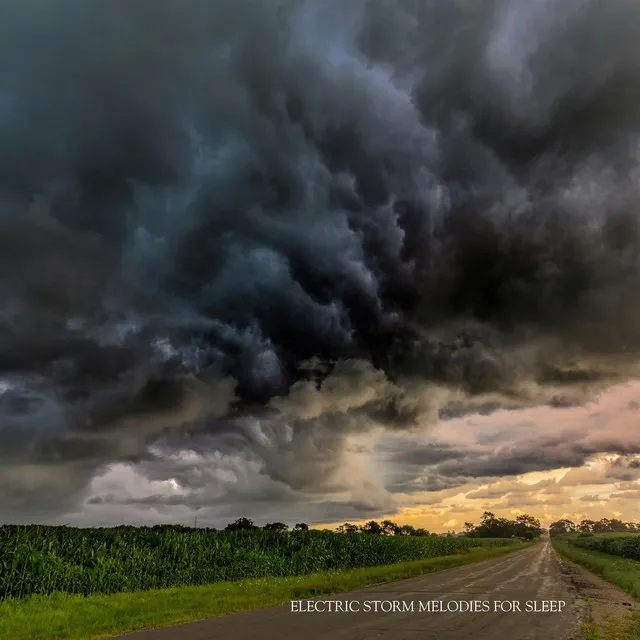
{"left": 2, "top": 0, "right": 640, "bottom": 520}
{"left": 379, "top": 384, "right": 640, "bottom": 497}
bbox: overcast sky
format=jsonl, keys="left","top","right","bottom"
{"left": 2, "top": 0, "right": 640, "bottom": 531}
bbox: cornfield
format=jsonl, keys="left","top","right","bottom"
{"left": 0, "top": 525, "right": 514, "bottom": 600}
{"left": 572, "top": 533, "right": 640, "bottom": 560}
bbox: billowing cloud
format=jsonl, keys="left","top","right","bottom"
{"left": 3, "top": 0, "right": 640, "bottom": 521}
{"left": 379, "top": 385, "right": 640, "bottom": 496}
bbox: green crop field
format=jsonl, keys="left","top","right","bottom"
{"left": 571, "top": 533, "right": 640, "bottom": 560}
{"left": 0, "top": 525, "right": 516, "bottom": 600}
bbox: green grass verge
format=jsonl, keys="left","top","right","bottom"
{"left": 580, "top": 611, "right": 640, "bottom": 640}
{"left": 552, "top": 535, "right": 640, "bottom": 599}
{"left": 0, "top": 542, "right": 528, "bottom": 640}
{"left": 552, "top": 536, "right": 640, "bottom": 640}
{"left": 579, "top": 599, "right": 640, "bottom": 640}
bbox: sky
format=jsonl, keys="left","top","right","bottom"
{"left": 1, "top": 0, "right": 640, "bottom": 531}
{"left": 50, "top": 381, "right": 640, "bottom": 531}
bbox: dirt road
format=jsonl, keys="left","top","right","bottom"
{"left": 113, "top": 539, "right": 588, "bottom": 640}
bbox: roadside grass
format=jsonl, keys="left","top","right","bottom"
{"left": 552, "top": 536, "right": 640, "bottom": 640}
{"left": 552, "top": 535, "right": 640, "bottom": 598}
{"left": 580, "top": 599, "right": 640, "bottom": 640}
{"left": 0, "top": 541, "right": 528, "bottom": 640}
{"left": 580, "top": 611, "right": 640, "bottom": 640}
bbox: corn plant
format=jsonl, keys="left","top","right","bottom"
{"left": 0, "top": 525, "right": 514, "bottom": 600}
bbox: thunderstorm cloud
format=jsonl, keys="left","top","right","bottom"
{"left": 2, "top": 0, "right": 640, "bottom": 524}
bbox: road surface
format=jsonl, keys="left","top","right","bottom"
{"left": 113, "top": 539, "right": 587, "bottom": 640}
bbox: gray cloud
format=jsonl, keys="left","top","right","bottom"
{"left": 3, "top": 0, "right": 640, "bottom": 521}
{"left": 579, "top": 495, "right": 602, "bottom": 503}
{"left": 378, "top": 392, "right": 640, "bottom": 499}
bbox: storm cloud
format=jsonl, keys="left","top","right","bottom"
{"left": 378, "top": 384, "right": 640, "bottom": 499}
{"left": 2, "top": 0, "right": 640, "bottom": 520}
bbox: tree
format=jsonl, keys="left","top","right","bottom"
{"left": 398, "top": 524, "right": 416, "bottom": 536}
{"left": 293, "top": 523, "right": 309, "bottom": 531}
{"left": 336, "top": 523, "right": 360, "bottom": 534}
{"left": 381, "top": 520, "right": 400, "bottom": 536}
{"left": 605, "top": 518, "right": 627, "bottom": 532}
{"left": 514, "top": 514, "right": 543, "bottom": 540}
{"left": 578, "top": 519, "right": 595, "bottom": 534}
{"left": 360, "top": 520, "right": 383, "bottom": 535}
{"left": 592, "top": 519, "right": 612, "bottom": 533}
{"left": 549, "top": 519, "right": 576, "bottom": 536}
{"left": 414, "top": 528, "right": 430, "bottom": 536}
{"left": 263, "top": 522, "right": 288, "bottom": 531}
{"left": 473, "top": 512, "right": 514, "bottom": 538}
{"left": 462, "top": 512, "right": 542, "bottom": 539}
{"left": 225, "top": 517, "right": 258, "bottom": 531}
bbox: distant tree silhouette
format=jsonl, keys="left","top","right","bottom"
{"left": 514, "top": 514, "right": 543, "bottom": 540}
{"left": 216, "top": 513, "right": 586, "bottom": 540}
{"left": 398, "top": 524, "right": 416, "bottom": 536}
{"left": 150, "top": 524, "right": 191, "bottom": 533}
{"left": 550, "top": 518, "right": 640, "bottom": 536}
{"left": 225, "top": 517, "right": 258, "bottom": 531}
{"left": 360, "top": 520, "right": 383, "bottom": 535}
{"left": 579, "top": 519, "right": 596, "bottom": 534}
{"left": 263, "top": 522, "right": 288, "bottom": 531}
{"left": 464, "top": 511, "right": 543, "bottom": 539}
{"left": 381, "top": 520, "right": 400, "bottom": 536}
{"left": 549, "top": 519, "right": 577, "bottom": 535}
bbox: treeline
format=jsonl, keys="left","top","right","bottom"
{"left": 463, "top": 512, "right": 544, "bottom": 540}
{"left": 80, "top": 513, "right": 544, "bottom": 538}
{"left": 549, "top": 518, "right": 640, "bottom": 535}
{"left": 225, "top": 514, "right": 543, "bottom": 538}
{"left": 123, "top": 518, "right": 432, "bottom": 536}
{"left": 224, "top": 517, "right": 433, "bottom": 536}
{"left": 110, "top": 520, "right": 309, "bottom": 534}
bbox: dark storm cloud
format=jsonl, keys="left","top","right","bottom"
{"left": 604, "top": 456, "right": 640, "bottom": 481}
{"left": 378, "top": 442, "right": 468, "bottom": 467}
{"left": 427, "top": 437, "right": 640, "bottom": 481}
{"left": 378, "top": 401, "right": 640, "bottom": 495}
{"left": 3, "top": 0, "right": 640, "bottom": 518}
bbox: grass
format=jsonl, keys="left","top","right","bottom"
{"left": 579, "top": 597, "right": 640, "bottom": 640}
{"left": 0, "top": 541, "right": 528, "bottom": 640}
{"left": 552, "top": 535, "right": 640, "bottom": 640}
{"left": 580, "top": 612, "right": 640, "bottom": 640}
{"left": 552, "top": 535, "right": 640, "bottom": 599}
{"left": 582, "top": 622, "right": 601, "bottom": 640}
